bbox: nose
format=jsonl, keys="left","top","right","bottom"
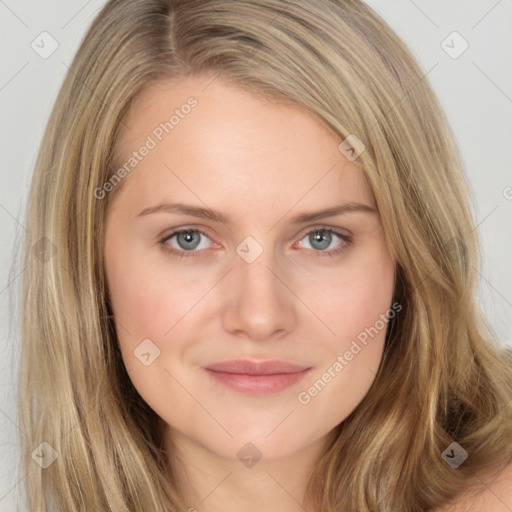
{"left": 221, "top": 250, "right": 296, "bottom": 342}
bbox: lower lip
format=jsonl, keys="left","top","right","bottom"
{"left": 203, "top": 368, "right": 312, "bottom": 395}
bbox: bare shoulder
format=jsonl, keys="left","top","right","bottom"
{"left": 435, "top": 460, "right": 512, "bottom": 512}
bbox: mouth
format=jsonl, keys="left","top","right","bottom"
{"left": 202, "top": 359, "right": 312, "bottom": 395}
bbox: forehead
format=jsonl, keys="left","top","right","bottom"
{"left": 111, "top": 75, "right": 374, "bottom": 212}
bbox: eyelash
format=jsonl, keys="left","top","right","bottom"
{"left": 158, "top": 226, "right": 353, "bottom": 259}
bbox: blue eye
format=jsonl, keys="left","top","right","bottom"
{"left": 159, "top": 227, "right": 352, "bottom": 258}
{"left": 298, "top": 228, "right": 352, "bottom": 256}
{"left": 160, "top": 229, "right": 212, "bottom": 257}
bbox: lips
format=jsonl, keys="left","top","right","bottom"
{"left": 203, "top": 359, "right": 312, "bottom": 395}
{"left": 204, "top": 359, "right": 310, "bottom": 375}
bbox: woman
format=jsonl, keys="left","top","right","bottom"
{"left": 17, "top": 0, "right": 512, "bottom": 510}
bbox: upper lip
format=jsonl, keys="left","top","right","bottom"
{"left": 204, "top": 359, "right": 311, "bottom": 375}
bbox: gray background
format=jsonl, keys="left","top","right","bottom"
{"left": 1, "top": 1, "right": 511, "bottom": 510}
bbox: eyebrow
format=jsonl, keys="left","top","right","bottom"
{"left": 137, "top": 201, "right": 376, "bottom": 224}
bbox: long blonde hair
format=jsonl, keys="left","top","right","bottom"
{"left": 17, "top": 0, "right": 512, "bottom": 510}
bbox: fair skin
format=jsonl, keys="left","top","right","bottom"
{"left": 103, "top": 74, "right": 512, "bottom": 511}
{"left": 104, "top": 74, "right": 395, "bottom": 511}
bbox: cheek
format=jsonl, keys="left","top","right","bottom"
{"left": 105, "top": 247, "right": 222, "bottom": 395}
{"left": 105, "top": 239, "right": 200, "bottom": 338}
{"left": 105, "top": 259, "right": 194, "bottom": 408}
{"left": 296, "top": 253, "right": 395, "bottom": 427}
{"left": 310, "top": 245, "right": 395, "bottom": 346}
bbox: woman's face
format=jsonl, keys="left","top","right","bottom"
{"left": 104, "top": 75, "right": 396, "bottom": 463}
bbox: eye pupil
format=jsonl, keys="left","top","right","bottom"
{"left": 309, "top": 230, "right": 331, "bottom": 250}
